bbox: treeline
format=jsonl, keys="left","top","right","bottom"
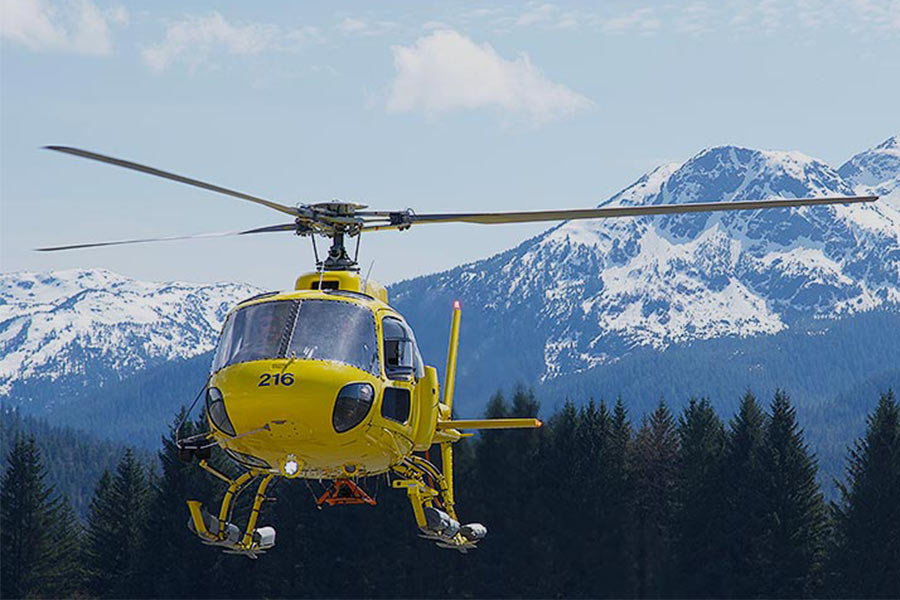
{"left": 2, "top": 390, "right": 899, "bottom": 599}
{"left": 0, "top": 410, "right": 151, "bottom": 517}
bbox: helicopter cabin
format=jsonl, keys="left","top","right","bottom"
{"left": 206, "top": 270, "right": 440, "bottom": 478}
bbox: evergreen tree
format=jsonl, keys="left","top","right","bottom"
{"left": 0, "top": 435, "right": 83, "bottom": 599}
{"left": 759, "top": 390, "right": 828, "bottom": 598}
{"left": 722, "top": 391, "right": 770, "bottom": 598}
{"left": 467, "top": 390, "right": 513, "bottom": 597}
{"left": 632, "top": 400, "right": 678, "bottom": 598}
{"left": 597, "top": 397, "right": 637, "bottom": 598}
{"left": 543, "top": 399, "right": 581, "bottom": 596}
{"left": 141, "top": 411, "right": 229, "bottom": 598}
{"left": 574, "top": 400, "right": 611, "bottom": 596}
{"left": 85, "top": 449, "right": 152, "bottom": 598}
{"left": 830, "top": 391, "right": 900, "bottom": 598}
{"left": 470, "top": 388, "right": 546, "bottom": 598}
{"left": 44, "top": 497, "right": 85, "bottom": 597}
{"left": 673, "top": 398, "right": 728, "bottom": 598}
{"left": 505, "top": 386, "right": 545, "bottom": 596}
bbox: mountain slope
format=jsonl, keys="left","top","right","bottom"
{"left": 0, "top": 269, "right": 262, "bottom": 407}
{"left": 2, "top": 137, "right": 897, "bottom": 426}
{"left": 839, "top": 134, "right": 900, "bottom": 209}
{"left": 390, "top": 137, "right": 900, "bottom": 413}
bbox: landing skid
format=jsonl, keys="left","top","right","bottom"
{"left": 391, "top": 442, "right": 488, "bottom": 551}
{"left": 417, "top": 532, "right": 480, "bottom": 553}
{"left": 185, "top": 460, "right": 276, "bottom": 559}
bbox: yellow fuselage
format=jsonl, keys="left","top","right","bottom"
{"left": 207, "top": 272, "right": 440, "bottom": 480}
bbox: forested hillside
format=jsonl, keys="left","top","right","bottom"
{"left": 25, "top": 309, "right": 898, "bottom": 499}
{"left": 0, "top": 410, "right": 152, "bottom": 517}
{"left": 3, "top": 389, "right": 898, "bottom": 599}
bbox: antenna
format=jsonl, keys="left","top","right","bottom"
{"left": 362, "top": 260, "right": 375, "bottom": 293}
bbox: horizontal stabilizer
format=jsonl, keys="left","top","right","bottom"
{"left": 437, "top": 418, "right": 542, "bottom": 430}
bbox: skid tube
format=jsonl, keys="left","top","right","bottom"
{"left": 391, "top": 443, "right": 487, "bottom": 552}
{"left": 186, "top": 460, "right": 277, "bottom": 559}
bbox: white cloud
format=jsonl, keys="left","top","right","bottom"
{"left": 729, "top": 0, "right": 782, "bottom": 34}
{"left": 337, "top": 17, "right": 367, "bottom": 34}
{"left": 728, "top": 0, "right": 898, "bottom": 35}
{"left": 515, "top": 3, "right": 578, "bottom": 28}
{"left": 105, "top": 5, "right": 128, "bottom": 26}
{"left": 142, "top": 12, "right": 320, "bottom": 72}
{"left": 0, "top": 0, "right": 126, "bottom": 55}
{"left": 413, "top": 0, "right": 899, "bottom": 39}
{"left": 516, "top": 4, "right": 556, "bottom": 26}
{"left": 422, "top": 20, "right": 449, "bottom": 31}
{"left": 488, "top": 3, "right": 582, "bottom": 31}
{"left": 336, "top": 16, "right": 398, "bottom": 37}
{"left": 601, "top": 7, "right": 661, "bottom": 35}
{"left": 849, "top": 0, "right": 900, "bottom": 32}
{"left": 386, "top": 30, "right": 592, "bottom": 124}
{"left": 674, "top": 2, "right": 715, "bottom": 36}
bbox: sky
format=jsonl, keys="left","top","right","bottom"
{"left": 1, "top": 0, "right": 899, "bottom": 290}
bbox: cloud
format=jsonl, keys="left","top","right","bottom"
{"left": 601, "top": 7, "right": 661, "bottom": 35}
{"left": 336, "top": 17, "right": 398, "bottom": 37}
{"left": 674, "top": 2, "right": 715, "bottom": 36}
{"left": 386, "top": 30, "right": 592, "bottom": 124}
{"left": 728, "top": 0, "right": 898, "bottom": 35}
{"left": 142, "top": 12, "right": 320, "bottom": 72}
{"left": 848, "top": 0, "right": 900, "bottom": 32}
{"left": 422, "top": 20, "right": 450, "bottom": 31}
{"left": 482, "top": 3, "right": 583, "bottom": 32}
{"left": 514, "top": 3, "right": 579, "bottom": 29}
{"left": 462, "top": 1, "right": 899, "bottom": 38}
{"left": 0, "top": 0, "right": 126, "bottom": 55}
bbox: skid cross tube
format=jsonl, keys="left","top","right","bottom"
{"left": 241, "top": 474, "right": 275, "bottom": 548}
{"left": 191, "top": 460, "right": 275, "bottom": 554}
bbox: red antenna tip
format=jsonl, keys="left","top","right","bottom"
{"left": 453, "top": 300, "right": 461, "bottom": 310}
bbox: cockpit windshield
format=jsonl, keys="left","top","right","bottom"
{"left": 213, "top": 300, "right": 296, "bottom": 369}
{"left": 212, "top": 299, "right": 379, "bottom": 375}
{"left": 288, "top": 300, "right": 379, "bottom": 374}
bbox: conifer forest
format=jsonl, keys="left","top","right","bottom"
{"left": 2, "top": 388, "right": 899, "bottom": 599}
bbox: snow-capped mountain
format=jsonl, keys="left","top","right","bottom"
{"left": 2, "top": 137, "right": 898, "bottom": 419}
{"left": 391, "top": 136, "right": 900, "bottom": 389}
{"left": 0, "top": 269, "right": 262, "bottom": 397}
{"left": 839, "top": 134, "right": 900, "bottom": 209}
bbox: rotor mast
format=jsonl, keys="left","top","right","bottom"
{"left": 322, "top": 232, "right": 358, "bottom": 271}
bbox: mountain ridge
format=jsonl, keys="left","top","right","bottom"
{"left": 2, "top": 136, "right": 898, "bottom": 421}
{"left": 389, "top": 136, "right": 900, "bottom": 407}
{"left": 0, "top": 268, "right": 262, "bottom": 400}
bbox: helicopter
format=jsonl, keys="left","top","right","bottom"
{"left": 39, "top": 145, "right": 877, "bottom": 557}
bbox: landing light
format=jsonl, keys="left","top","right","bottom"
{"left": 282, "top": 455, "right": 301, "bottom": 478}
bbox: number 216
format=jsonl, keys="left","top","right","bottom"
{"left": 259, "top": 373, "right": 294, "bottom": 387}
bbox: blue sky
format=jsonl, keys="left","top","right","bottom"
{"left": 2, "top": 0, "right": 898, "bottom": 289}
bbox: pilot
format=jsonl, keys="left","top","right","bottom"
{"left": 232, "top": 303, "right": 291, "bottom": 363}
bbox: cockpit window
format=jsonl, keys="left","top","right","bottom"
{"left": 288, "top": 300, "right": 379, "bottom": 375}
{"left": 213, "top": 300, "right": 296, "bottom": 370}
{"left": 382, "top": 316, "right": 424, "bottom": 380}
{"left": 212, "top": 299, "right": 379, "bottom": 375}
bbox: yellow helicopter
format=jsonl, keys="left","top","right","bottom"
{"left": 40, "top": 146, "right": 877, "bottom": 557}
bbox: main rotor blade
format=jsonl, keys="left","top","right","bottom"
{"left": 363, "top": 195, "right": 877, "bottom": 230}
{"left": 44, "top": 146, "right": 299, "bottom": 217}
{"left": 36, "top": 223, "right": 297, "bottom": 252}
